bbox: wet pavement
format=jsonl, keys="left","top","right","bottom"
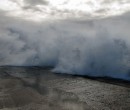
{"left": 0, "top": 67, "right": 130, "bottom": 110}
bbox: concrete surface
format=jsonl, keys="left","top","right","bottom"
{"left": 0, "top": 67, "right": 130, "bottom": 110}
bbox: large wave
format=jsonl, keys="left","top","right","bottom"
{"left": 0, "top": 11, "right": 130, "bottom": 80}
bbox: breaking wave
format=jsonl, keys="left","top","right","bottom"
{"left": 0, "top": 12, "right": 130, "bottom": 80}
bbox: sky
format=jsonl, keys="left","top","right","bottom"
{"left": 0, "top": 0, "right": 130, "bottom": 80}
{"left": 0, "top": 0, "right": 130, "bottom": 21}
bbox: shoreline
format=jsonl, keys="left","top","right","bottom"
{"left": 0, "top": 66, "right": 130, "bottom": 88}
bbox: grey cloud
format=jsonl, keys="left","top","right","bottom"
{"left": 20, "top": 0, "right": 49, "bottom": 12}
{"left": 24, "top": 0, "right": 49, "bottom": 5}
{"left": 9, "top": 0, "right": 49, "bottom": 13}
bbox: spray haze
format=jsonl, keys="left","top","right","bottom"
{"left": 0, "top": 0, "right": 130, "bottom": 80}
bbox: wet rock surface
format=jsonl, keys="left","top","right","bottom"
{"left": 0, "top": 67, "right": 130, "bottom": 110}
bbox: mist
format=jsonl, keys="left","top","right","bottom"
{"left": 0, "top": 0, "right": 130, "bottom": 80}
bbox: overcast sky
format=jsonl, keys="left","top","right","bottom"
{"left": 0, "top": 0, "right": 130, "bottom": 21}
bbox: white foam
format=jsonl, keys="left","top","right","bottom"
{"left": 0, "top": 1, "right": 130, "bottom": 80}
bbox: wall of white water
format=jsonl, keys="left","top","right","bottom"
{"left": 0, "top": 12, "right": 130, "bottom": 80}
{"left": 0, "top": 0, "right": 130, "bottom": 80}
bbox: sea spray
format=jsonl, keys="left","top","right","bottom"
{"left": 0, "top": 13, "right": 130, "bottom": 80}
